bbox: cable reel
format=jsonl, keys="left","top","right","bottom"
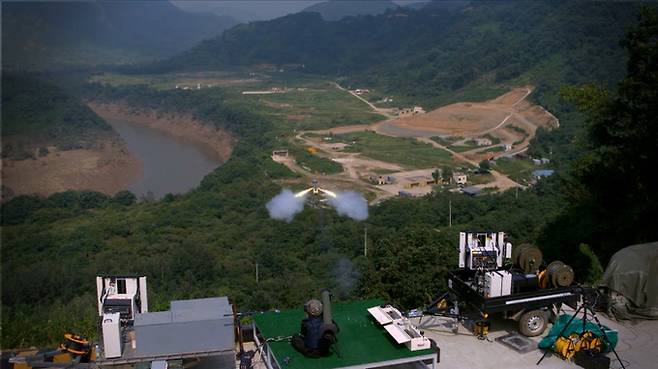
{"left": 59, "top": 333, "right": 91, "bottom": 357}
{"left": 546, "top": 261, "right": 575, "bottom": 288}
{"left": 513, "top": 244, "right": 543, "bottom": 273}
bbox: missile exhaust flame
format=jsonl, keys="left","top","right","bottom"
{"left": 268, "top": 180, "right": 367, "bottom": 221}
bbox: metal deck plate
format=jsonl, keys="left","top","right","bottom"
{"left": 495, "top": 332, "right": 537, "bottom": 354}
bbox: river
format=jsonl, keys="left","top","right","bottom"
{"left": 108, "top": 119, "right": 222, "bottom": 199}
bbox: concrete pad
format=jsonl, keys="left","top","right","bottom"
{"left": 414, "top": 307, "right": 658, "bottom": 369}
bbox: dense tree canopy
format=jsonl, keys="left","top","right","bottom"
{"left": 540, "top": 6, "right": 658, "bottom": 269}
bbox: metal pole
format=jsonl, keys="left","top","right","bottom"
{"left": 364, "top": 227, "right": 368, "bottom": 257}
{"left": 256, "top": 263, "right": 259, "bottom": 284}
{"left": 449, "top": 200, "right": 452, "bottom": 227}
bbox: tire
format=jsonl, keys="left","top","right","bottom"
{"left": 518, "top": 310, "right": 548, "bottom": 337}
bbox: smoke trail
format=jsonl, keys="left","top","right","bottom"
{"left": 266, "top": 189, "right": 306, "bottom": 222}
{"left": 329, "top": 191, "right": 368, "bottom": 221}
{"left": 333, "top": 257, "right": 360, "bottom": 299}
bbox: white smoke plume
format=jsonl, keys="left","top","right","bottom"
{"left": 329, "top": 191, "right": 369, "bottom": 221}
{"left": 266, "top": 189, "right": 306, "bottom": 222}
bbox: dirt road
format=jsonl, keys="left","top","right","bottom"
{"left": 332, "top": 82, "right": 396, "bottom": 118}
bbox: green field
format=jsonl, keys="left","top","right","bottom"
{"left": 335, "top": 131, "right": 455, "bottom": 169}
{"left": 239, "top": 87, "right": 385, "bottom": 130}
{"left": 448, "top": 141, "right": 478, "bottom": 153}
{"left": 89, "top": 70, "right": 266, "bottom": 90}
{"left": 493, "top": 157, "right": 541, "bottom": 183}
{"left": 469, "top": 172, "right": 495, "bottom": 185}
{"left": 477, "top": 146, "right": 505, "bottom": 155}
{"left": 91, "top": 72, "right": 386, "bottom": 131}
{"left": 430, "top": 136, "right": 461, "bottom": 146}
{"left": 288, "top": 144, "right": 343, "bottom": 175}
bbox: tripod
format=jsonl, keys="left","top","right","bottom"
{"left": 536, "top": 302, "right": 626, "bottom": 369}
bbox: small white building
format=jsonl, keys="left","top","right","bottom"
{"left": 476, "top": 138, "right": 492, "bottom": 146}
{"left": 453, "top": 172, "right": 468, "bottom": 185}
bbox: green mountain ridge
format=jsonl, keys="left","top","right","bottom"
{"left": 1, "top": 0, "right": 237, "bottom": 70}
{"left": 301, "top": 0, "right": 399, "bottom": 21}
{"left": 158, "top": 0, "right": 641, "bottom": 109}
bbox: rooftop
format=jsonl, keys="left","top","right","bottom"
{"left": 99, "top": 297, "right": 235, "bottom": 365}
{"left": 461, "top": 186, "right": 481, "bottom": 196}
{"left": 532, "top": 169, "right": 555, "bottom": 178}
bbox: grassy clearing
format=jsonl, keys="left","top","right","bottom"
{"left": 287, "top": 145, "right": 343, "bottom": 175}
{"left": 430, "top": 136, "right": 461, "bottom": 146}
{"left": 468, "top": 173, "right": 495, "bottom": 185}
{"left": 493, "top": 157, "right": 539, "bottom": 183}
{"left": 448, "top": 139, "right": 479, "bottom": 153}
{"left": 477, "top": 146, "right": 505, "bottom": 154}
{"left": 335, "top": 131, "right": 455, "bottom": 169}
{"left": 90, "top": 72, "right": 385, "bottom": 131}
{"left": 240, "top": 87, "right": 385, "bottom": 130}
{"left": 89, "top": 71, "right": 260, "bottom": 90}
{"left": 506, "top": 124, "right": 529, "bottom": 136}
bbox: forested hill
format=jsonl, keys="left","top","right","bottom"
{"left": 301, "top": 0, "right": 399, "bottom": 21}
{"left": 1, "top": 74, "right": 113, "bottom": 160}
{"left": 159, "top": 1, "right": 645, "bottom": 107}
{"left": 1, "top": 0, "right": 237, "bottom": 70}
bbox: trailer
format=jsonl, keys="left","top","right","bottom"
{"left": 428, "top": 269, "right": 581, "bottom": 336}
{"left": 424, "top": 231, "right": 581, "bottom": 337}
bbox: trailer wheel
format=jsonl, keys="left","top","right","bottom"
{"left": 519, "top": 310, "right": 547, "bottom": 337}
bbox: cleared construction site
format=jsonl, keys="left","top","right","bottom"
{"left": 273, "top": 86, "right": 557, "bottom": 200}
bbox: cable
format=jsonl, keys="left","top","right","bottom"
{"left": 265, "top": 335, "right": 292, "bottom": 342}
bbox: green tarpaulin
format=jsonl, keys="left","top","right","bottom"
{"left": 600, "top": 242, "right": 658, "bottom": 319}
{"left": 538, "top": 314, "right": 618, "bottom": 352}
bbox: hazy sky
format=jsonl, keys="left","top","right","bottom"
{"left": 172, "top": 0, "right": 425, "bottom": 23}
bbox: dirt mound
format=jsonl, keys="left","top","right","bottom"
{"left": 489, "top": 87, "right": 532, "bottom": 106}
{"left": 393, "top": 103, "right": 509, "bottom": 136}
{"left": 382, "top": 87, "right": 557, "bottom": 141}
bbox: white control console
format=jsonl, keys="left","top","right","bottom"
{"left": 368, "top": 305, "right": 431, "bottom": 351}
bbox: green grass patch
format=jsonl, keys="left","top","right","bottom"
{"left": 241, "top": 87, "right": 385, "bottom": 130}
{"left": 493, "top": 157, "right": 539, "bottom": 183}
{"left": 469, "top": 173, "right": 495, "bottom": 185}
{"left": 430, "top": 136, "right": 461, "bottom": 146}
{"left": 336, "top": 132, "right": 454, "bottom": 169}
{"left": 448, "top": 139, "right": 479, "bottom": 153}
{"left": 482, "top": 133, "right": 501, "bottom": 145}
{"left": 287, "top": 145, "right": 343, "bottom": 175}
{"left": 506, "top": 124, "right": 529, "bottom": 136}
{"left": 477, "top": 146, "right": 505, "bottom": 154}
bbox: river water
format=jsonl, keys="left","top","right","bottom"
{"left": 108, "top": 119, "right": 221, "bottom": 199}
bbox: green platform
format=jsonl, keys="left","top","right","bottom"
{"left": 253, "top": 299, "right": 436, "bottom": 369}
